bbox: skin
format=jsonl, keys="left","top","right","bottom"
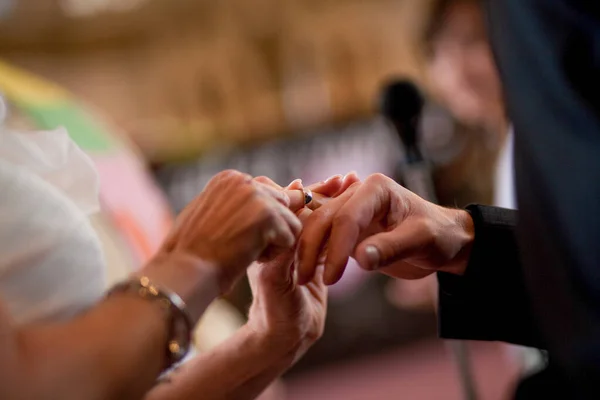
{"left": 144, "top": 173, "right": 360, "bottom": 400}
{"left": 385, "top": 0, "right": 509, "bottom": 310}
{"left": 427, "top": 0, "right": 507, "bottom": 134}
{"left": 296, "top": 173, "right": 474, "bottom": 287}
{"left": 0, "top": 169, "right": 356, "bottom": 400}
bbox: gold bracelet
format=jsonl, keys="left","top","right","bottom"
{"left": 107, "top": 276, "right": 194, "bottom": 369}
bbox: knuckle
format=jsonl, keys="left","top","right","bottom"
{"left": 216, "top": 169, "right": 239, "bottom": 179}
{"left": 220, "top": 169, "right": 251, "bottom": 184}
{"left": 366, "top": 173, "right": 389, "bottom": 186}
{"left": 242, "top": 182, "right": 261, "bottom": 200}
{"left": 308, "top": 325, "right": 325, "bottom": 342}
{"left": 258, "top": 206, "right": 277, "bottom": 226}
{"left": 419, "top": 218, "right": 441, "bottom": 244}
{"left": 254, "top": 175, "right": 270, "bottom": 185}
{"left": 207, "top": 170, "right": 238, "bottom": 189}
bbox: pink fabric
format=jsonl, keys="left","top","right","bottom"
{"left": 93, "top": 151, "right": 173, "bottom": 267}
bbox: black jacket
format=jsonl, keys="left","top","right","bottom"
{"left": 437, "top": 0, "right": 600, "bottom": 396}
{"left": 438, "top": 205, "right": 572, "bottom": 398}
{"left": 438, "top": 205, "right": 600, "bottom": 399}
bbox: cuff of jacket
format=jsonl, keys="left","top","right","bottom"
{"left": 436, "top": 204, "right": 542, "bottom": 346}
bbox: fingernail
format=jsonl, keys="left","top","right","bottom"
{"left": 289, "top": 178, "right": 302, "bottom": 186}
{"left": 365, "top": 245, "right": 380, "bottom": 270}
{"left": 292, "top": 268, "right": 299, "bottom": 286}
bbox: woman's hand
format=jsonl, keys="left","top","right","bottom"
{"left": 252, "top": 173, "right": 359, "bottom": 262}
{"left": 245, "top": 174, "right": 360, "bottom": 360}
{"left": 296, "top": 173, "right": 475, "bottom": 285}
{"left": 246, "top": 220, "right": 327, "bottom": 361}
{"left": 156, "top": 170, "right": 303, "bottom": 294}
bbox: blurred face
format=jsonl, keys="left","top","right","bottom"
{"left": 428, "top": 1, "right": 505, "bottom": 129}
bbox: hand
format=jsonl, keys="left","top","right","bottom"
{"left": 158, "top": 170, "right": 302, "bottom": 293}
{"left": 246, "top": 207, "right": 326, "bottom": 361}
{"left": 253, "top": 172, "right": 360, "bottom": 214}
{"left": 296, "top": 173, "right": 475, "bottom": 285}
{"left": 246, "top": 174, "right": 360, "bottom": 359}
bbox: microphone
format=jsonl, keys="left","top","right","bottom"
{"left": 380, "top": 79, "right": 478, "bottom": 400}
{"left": 379, "top": 79, "right": 437, "bottom": 202}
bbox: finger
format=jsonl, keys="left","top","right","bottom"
{"left": 257, "top": 246, "right": 285, "bottom": 263}
{"left": 306, "top": 175, "right": 343, "bottom": 197}
{"left": 273, "top": 198, "right": 303, "bottom": 239}
{"left": 296, "top": 207, "right": 313, "bottom": 221}
{"left": 255, "top": 182, "right": 290, "bottom": 207}
{"left": 260, "top": 199, "right": 302, "bottom": 260}
{"left": 285, "top": 179, "right": 304, "bottom": 191}
{"left": 303, "top": 174, "right": 357, "bottom": 211}
{"left": 323, "top": 183, "right": 388, "bottom": 284}
{"left": 247, "top": 262, "right": 261, "bottom": 294}
{"left": 353, "top": 219, "right": 426, "bottom": 270}
{"left": 379, "top": 262, "right": 434, "bottom": 280}
{"left": 284, "top": 189, "right": 307, "bottom": 212}
{"left": 256, "top": 250, "right": 295, "bottom": 292}
{"left": 295, "top": 185, "right": 359, "bottom": 285}
{"left": 207, "top": 169, "right": 252, "bottom": 192}
{"left": 284, "top": 179, "right": 306, "bottom": 212}
{"left": 337, "top": 172, "right": 361, "bottom": 196}
{"left": 263, "top": 210, "right": 297, "bottom": 251}
{"left": 254, "top": 176, "right": 283, "bottom": 190}
{"left": 305, "top": 194, "right": 323, "bottom": 210}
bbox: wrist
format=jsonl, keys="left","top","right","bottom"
{"left": 240, "top": 324, "right": 299, "bottom": 367}
{"left": 440, "top": 209, "right": 475, "bottom": 276}
{"left": 139, "top": 252, "right": 221, "bottom": 323}
{"left": 245, "top": 313, "right": 305, "bottom": 354}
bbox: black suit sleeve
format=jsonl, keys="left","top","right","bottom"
{"left": 437, "top": 204, "right": 544, "bottom": 348}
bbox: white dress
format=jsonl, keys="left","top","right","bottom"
{"left": 0, "top": 125, "right": 105, "bottom": 324}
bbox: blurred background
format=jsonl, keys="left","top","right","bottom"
{"left": 0, "top": 0, "right": 527, "bottom": 398}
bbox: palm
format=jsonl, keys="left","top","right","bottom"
{"left": 295, "top": 272, "right": 327, "bottom": 340}
{"left": 247, "top": 253, "right": 326, "bottom": 356}
{"left": 247, "top": 173, "right": 358, "bottom": 352}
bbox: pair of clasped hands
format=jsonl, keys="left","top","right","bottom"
{"left": 156, "top": 169, "right": 474, "bottom": 358}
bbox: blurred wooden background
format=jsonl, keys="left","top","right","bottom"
{"left": 0, "top": 0, "right": 434, "bottom": 162}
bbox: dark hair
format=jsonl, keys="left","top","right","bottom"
{"left": 423, "top": 0, "right": 482, "bottom": 53}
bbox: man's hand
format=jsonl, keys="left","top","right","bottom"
{"left": 296, "top": 173, "right": 475, "bottom": 285}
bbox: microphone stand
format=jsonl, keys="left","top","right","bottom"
{"left": 392, "top": 122, "right": 478, "bottom": 400}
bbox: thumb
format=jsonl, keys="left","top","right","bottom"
{"left": 354, "top": 220, "right": 425, "bottom": 270}
{"left": 252, "top": 251, "right": 296, "bottom": 295}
